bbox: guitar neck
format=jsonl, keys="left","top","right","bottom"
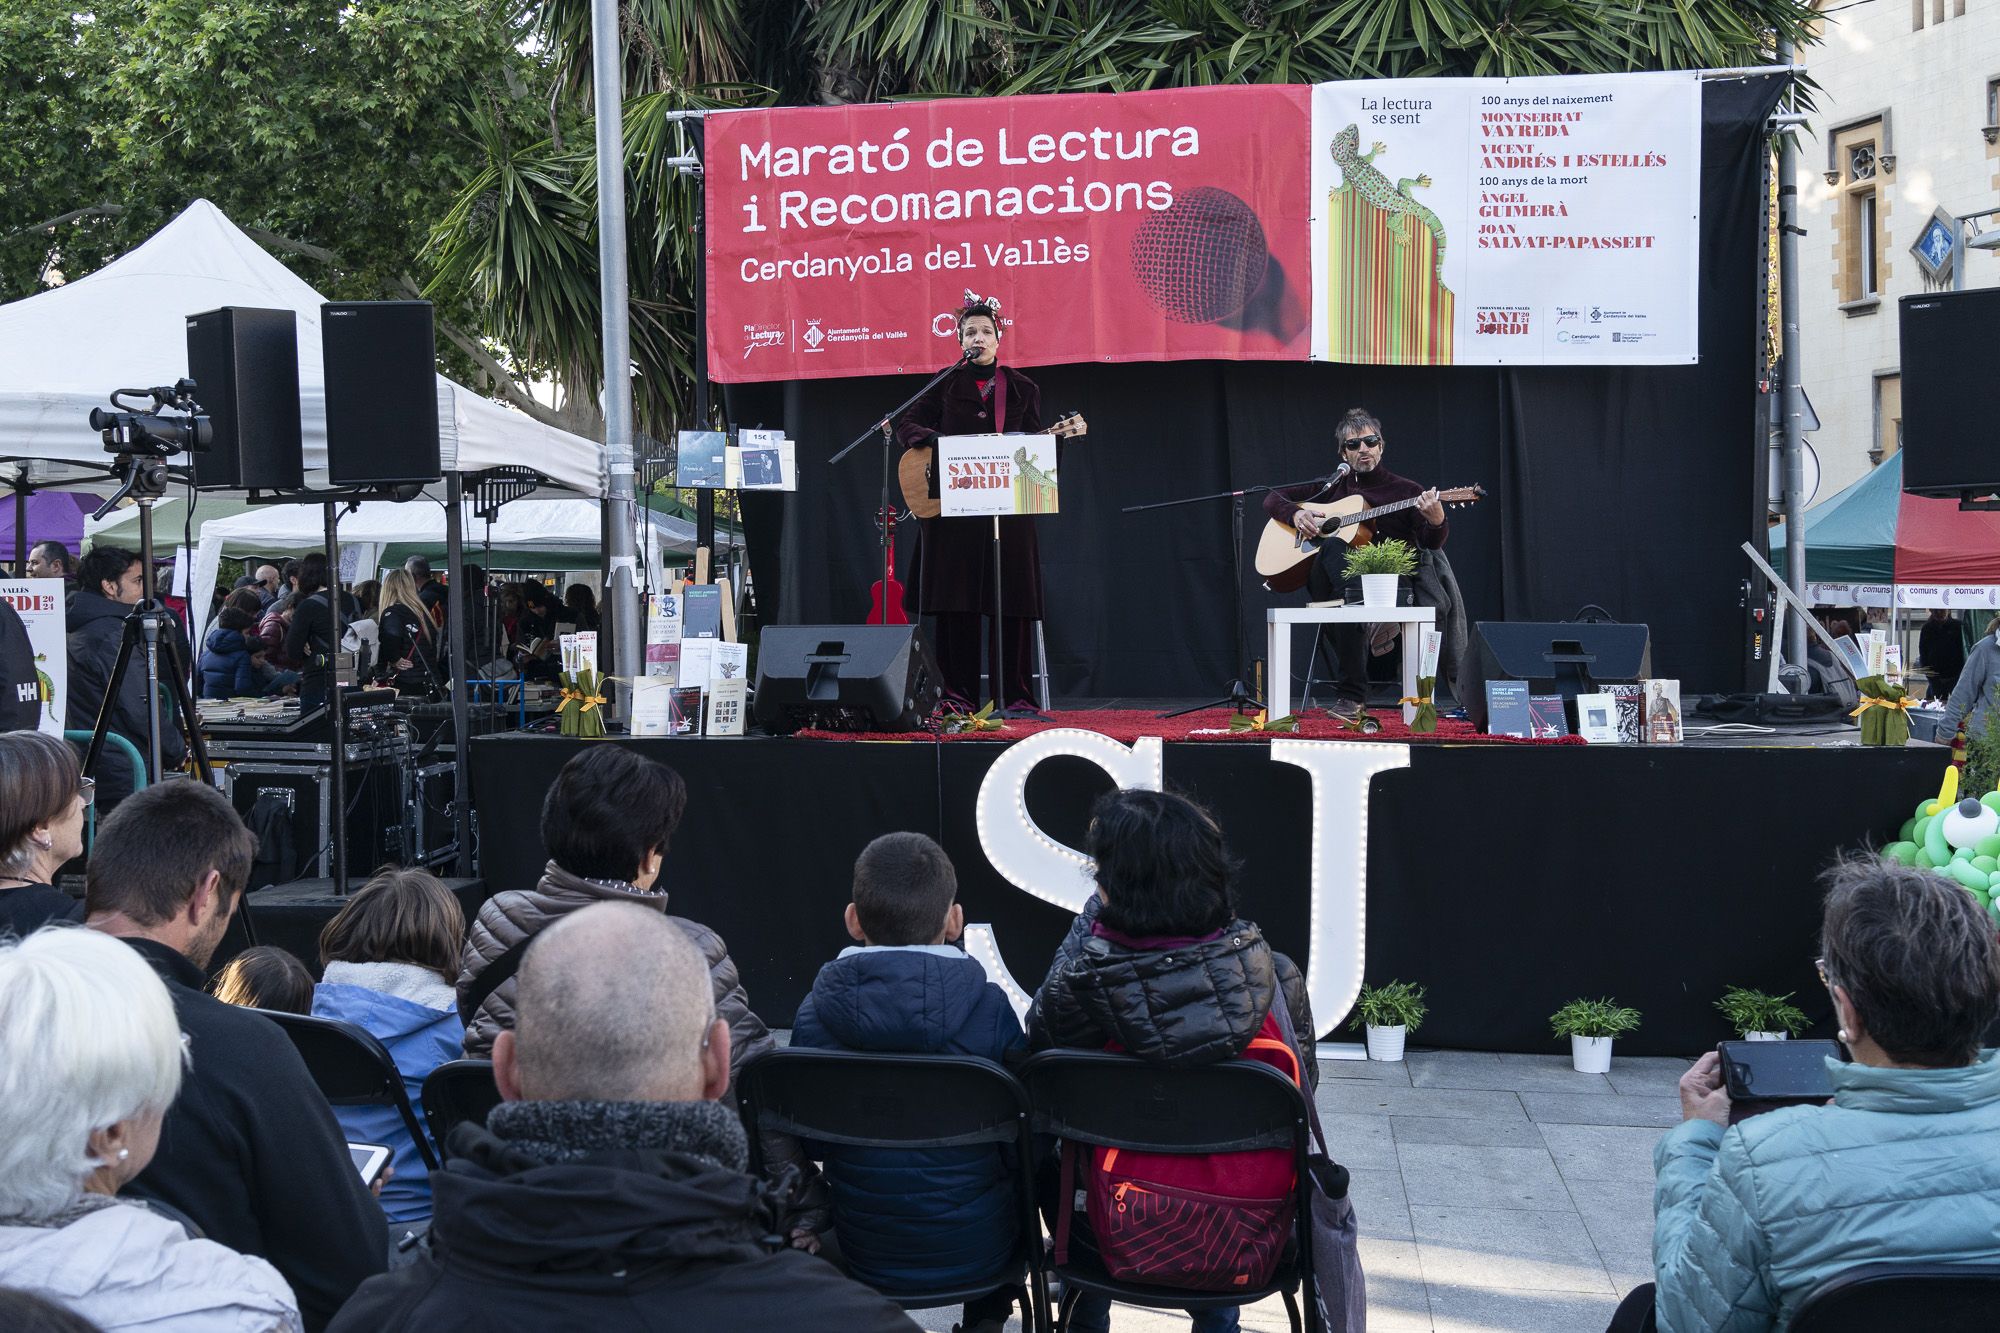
{"left": 1340, "top": 493, "right": 1428, "bottom": 527}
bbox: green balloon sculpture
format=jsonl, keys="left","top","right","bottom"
{"left": 1881, "top": 767, "right": 2000, "bottom": 924}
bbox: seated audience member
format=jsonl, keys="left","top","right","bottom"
{"left": 1619, "top": 858, "right": 2000, "bottom": 1333}
{"left": 0, "top": 732, "right": 88, "bottom": 935}
{"left": 372, "top": 571, "right": 441, "bottom": 699}
{"left": 197, "top": 591, "right": 264, "bottom": 698}
{"left": 1029, "top": 788, "right": 1320, "bottom": 1333}
{"left": 0, "top": 926, "right": 301, "bottom": 1331}
{"left": 313, "top": 869, "right": 465, "bottom": 1229}
{"left": 83, "top": 782, "right": 386, "bottom": 1331}
{"left": 332, "top": 903, "right": 917, "bottom": 1330}
{"left": 209, "top": 945, "right": 315, "bottom": 1014}
{"left": 25, "top": 539, "right": 75, "bottom": 587}
{"left": 791, "top": 833, "right": 1027, "bottom": 1333}
{"left": 457, "top": 745, "right": 825, "bottom": 1235}
{"left": 66, "top": 546, "right": 184, "bottom": 807}
{"left": 563, "top": 582, "right": 599, "bottom": 632}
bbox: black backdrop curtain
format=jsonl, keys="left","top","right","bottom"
{"left": 728, "top": 76, "right": 1786, "bottom": 698}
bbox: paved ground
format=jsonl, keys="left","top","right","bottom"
{"left": 902, "top": 1049, "right": 1687, "bottom": 1332}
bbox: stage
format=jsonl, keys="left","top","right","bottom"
{"left": 469, "top": 714, "right": 1946, "bottom": 1055}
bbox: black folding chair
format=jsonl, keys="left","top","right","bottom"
{"left": 737, "top": 1048, "right": 1051, "bottom": 1333}
{"left": 258, "top": 1009, "right": 440, "bottom": 1171}
{"left": 419, "top": 1059, "right": 502, "bottom": 1160}
{"left": 1789, "top": 1262, "right": 2000, "bottom": 1332}
{"left": 1019, "top": 1049, "right": 1319, "bottom": 1333}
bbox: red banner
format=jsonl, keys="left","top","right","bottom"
{"left": 704, "top": 86, "right": 1311, "bottom": 383}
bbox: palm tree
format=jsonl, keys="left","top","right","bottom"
{"left": 427, "top": 0, "right": 1819, "bottom": 441}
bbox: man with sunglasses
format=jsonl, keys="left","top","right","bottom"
{"left": 1262, "top": 408, "right": 1449, "bottom": 715}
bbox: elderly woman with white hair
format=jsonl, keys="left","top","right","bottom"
{"left": 0, "top": 926, "right": 301, "bottom": 1331}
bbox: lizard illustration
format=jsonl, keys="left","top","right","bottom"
{"left": 33, "top": 652, "right": 55, "bottom": 722}
{"left": 1330, "top": 124, "right": 1447, "bottom": 280}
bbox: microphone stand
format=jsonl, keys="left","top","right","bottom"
{"left": 829, "top": 354, "right": 974, "bottom": 633}
{"left": 1123, "top": 469, "right": 1346, "bottom": 719}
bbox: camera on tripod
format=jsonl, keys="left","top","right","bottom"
{"left": 88, "top": 379, "right": 213, "bottom": 457}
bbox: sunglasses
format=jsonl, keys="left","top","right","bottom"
{"left": 1340, "top": 434, "right": 1383, "bottom": 451}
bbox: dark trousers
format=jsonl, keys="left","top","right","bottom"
{"left": 1604, "top": 1283, "right": 1657, "bottom": 1332}
{"left": 1305, "top": 550, "right": 1370, "bottom": 705}
{"left": 933, "top": 612, "right": 1037, "bottom": 708}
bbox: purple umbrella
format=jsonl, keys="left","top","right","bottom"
{"left": 1, "top": 491, "right": 93, "bottom": 565}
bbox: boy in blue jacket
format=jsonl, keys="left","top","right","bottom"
{"left": 791, "top": 832, "right": 1027, "bottom": 1333}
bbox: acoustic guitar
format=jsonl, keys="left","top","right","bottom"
{"left": 866, "top": 511, "right": 908, "bottom": 626}
{"left": 898, "top": 411, "right": 1088, "bottom": 519}
{"left": 1255, "top": 484, "right": 1486, "bottom": 593}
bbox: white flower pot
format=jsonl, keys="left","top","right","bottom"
{"left": 1570, "top": 1035, "right": 1614, "bottom": 1073}
{"left": 1365, "top": 1024, "right": 1407, "bottom": 1061}
{"left": 1360, "top": 574, "right": 1400, "bottom": 609}
{"left": 1745, "top": 1031, "right": 1787, "bottom": 1042}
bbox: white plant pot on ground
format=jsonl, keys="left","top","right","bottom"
{"left": 1360, "top": 574, "right": 1400, "bottom": 609}
{"left": 1570, "top": 1035, "right": 1614, "bottom": 1073}
{"left": 1744, "top": 1031, "right": 1788, "bottom": 1041}
{"left": 1365, "top": 1024, "right": 1407, "bottom": 1061}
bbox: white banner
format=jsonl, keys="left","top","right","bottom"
{"left": 1, "top": 579, "right": 68, "bottom": 738}
{"left": 936, "top": 433, "right": 1060, "bottom": 518}
{"left": 1310, "top": 71, "right": 1700, "bottom": 366}
{"left": 1803, "top": 582, "right": 2000, "bottom": 609}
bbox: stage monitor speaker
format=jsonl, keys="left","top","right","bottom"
{"left": 1899, "top": 289, "right": 2000, "bottom": 497}
{"left": 753, "top": 625, "right": 940, "bottom": 734}
{"left": 185, "top": 307, "right": 303, "bottom": 490}
{"left": 321, "top": 300, "right": 442, "bottom": 486}
{"left": 1463, "top": 620, "right": 1651, "bottom": 729}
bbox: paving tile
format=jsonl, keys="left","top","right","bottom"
{"left": 1318, "top": 1083, "right": 1530, "bottom": 1122}
{"left": 1348, "top": 1165, "right": 1414, "bottom": 1241}
{"left": 1520, "top": 1091, "right": 1681, "bottom": 1128}
{"left": 1605, "top": 1056, "right": 1694, "bottom": 1098}
{"left": 1539, "top": 1123, "right": 1666, "bottom": 1185}
{"left": 1399, "top": 1144, "right": 1573, "bottom": 1211}
{"left": 1318, "top": 1110, "right": 1400, "bottom": 1171}
{"left": 1571, "top": 1180, "right": 1659, "bottom": 1298}
{"left": 1408, "top": 1051, "right": 1615, "bottom": 1095}
{"left": 1427, "top": 1284, "right": 1624, "bottom": 1332}
{"left": 1359, "top": 1238, "right": 1434, "bottom": 1331}
{"left": 1411, "top": 1205, "right": 1614, "bottom": 1295}
{"left": 1317, "top": 1049, "right": 1417, "bottom": 1083}
{"left": 1391, "top": 1115, "right": 1548, "bottom": 1150}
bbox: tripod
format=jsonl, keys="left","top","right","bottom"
{"left": 83, "top": 455, "right": 213, "bottom": 790}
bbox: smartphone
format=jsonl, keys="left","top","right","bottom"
{"left": 1717, "top": 1040, "right": 1841, "bottom": 1124}
{"left": 348, "top": 1142, "right": 392, "bottom": 1185}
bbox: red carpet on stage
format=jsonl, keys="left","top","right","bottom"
{"left": 796, "top": 708, "right": 1585, "bottom": 745}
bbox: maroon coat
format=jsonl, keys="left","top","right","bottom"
{"left": 895, "top": 362, "right": 1047, "bottom": 617}
{"left": 1262, "top": 464, "right": 1448, "bottom": 552}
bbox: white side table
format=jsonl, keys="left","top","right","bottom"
{"left": 1267, "top": 605, "right": 1437, "bottom": 724}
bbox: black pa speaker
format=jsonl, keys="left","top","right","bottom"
{"left": 1899, "top": 289, "right": 2000, "bottom": 497}
{"left": 1463, "top": 620, "right": 1651, "bottom": 729}
{"left": 753, "top": 625, "right": 940, "bottom": 734}
{"left": 321, "top": 301, "right": 442, "bottom": 486}
{"left": 185, "top": 307, "right": 303, "bottom": 490}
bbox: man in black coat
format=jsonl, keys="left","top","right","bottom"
{"left": 65, "top": 545, "right": 186, "bottom": 806}
{"left": 0, "top": 598, "right": 44, "bottom": 733}
{"left": 333, "top": 902, "right": 916, "bottom": 1332}
{"left": 84, "top": 781, "right": 388, "bottom": 1331}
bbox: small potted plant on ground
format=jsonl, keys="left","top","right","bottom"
{"left": 1342, "top": 538, "right": 1418, "bottom": 609}
{"left": 1349, "top": 980, "right": 1427, "bottom": 1061}
{"left": 1715, "top": 986, "right": 1809, "bottom": 1041}
{"left": 1549, "top": 996, "right": 1642, "bottom": 1073}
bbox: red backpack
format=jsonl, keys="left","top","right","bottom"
{"left": 1055, "top": 1011, "right": 1303, "bottom": 1292}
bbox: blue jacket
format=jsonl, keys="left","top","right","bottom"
{"left": 312, "top": 977, "right": 464, "bottom": 1224}
{"left": 198, "top": 624, "right": 258, "bottom": 698}
{"left": 1653, "top": 1050, "right": 2000, "bottom": 1332}
{"left": 790, "top": 945, "right": 1026, "bottom": 1293}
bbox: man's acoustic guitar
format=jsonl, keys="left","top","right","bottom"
{"left": 898, "top": 412, "right": 1088, "bottom": 519}
{"left": 1255, "top": 485, "right": 1486, "bottom": 593}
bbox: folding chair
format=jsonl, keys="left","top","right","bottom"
{"left": 259, "top": 1009, "right": 440, "bottom": 1171}
{"left": 1018, "top": 1049, "right": 1320, "bottom": 1333}
{"left": 419, "top": 1059, "right": 503, "bottom": 1160}
{"left": 737, "top": 1048, "right": 1051, "bottom": 1332}
{"left": 1789, "top": 1262, "right": 2000, "bottom": 1332}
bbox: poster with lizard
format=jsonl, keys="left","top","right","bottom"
{"left": 1310, "top": 73, "right": 1699, "bottom": 367}
{"left": 1, "top": 579, "right": 68, "bottom": 739}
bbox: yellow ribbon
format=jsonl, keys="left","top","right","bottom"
{"left": 1399, "top": 696, "right": 1431, "bottom": 707}
{"left": 1849, "top": 696, "right": 1912, "bottom": 718}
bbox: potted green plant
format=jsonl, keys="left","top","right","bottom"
{"left": 1715, "top": 986, "right": 1809, "bottom": 1041}
{"left": 1341, "top": 538, "right": 1418, "bottom": 609}
{"left": 1348, "top": 980, "right": 1427, "bottom": 1061}
{"left": 1549, "top": 996, "right": 1642, "bottom": 1073}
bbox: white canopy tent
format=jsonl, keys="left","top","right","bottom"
{"left": 0, "top": 199, "right": 603, "bottom": 496}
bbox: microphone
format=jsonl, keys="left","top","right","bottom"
{"left": 1327, "top": 460, "right": 1352, "bottom": 485}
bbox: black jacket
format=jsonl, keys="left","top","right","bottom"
{"left": 0, "top": 596, "right": 43, "bottom": 733}
{"left": 376, "top": 603, "right": 441, "bottom": 698}
{"left": 0, "top": 883, "right": 83, "bottom": 934}
{"left": 119, "top": 936, "right": 388, "bottom": 1331}
{"left": 1027, "top": 896, "right": 1319, "bottom": 1091}
{"left": 65, "top": 590, "right": 186, "bottom": 805}
{"left": 328, "top": 1118, "right": 917, "bottom": 1332}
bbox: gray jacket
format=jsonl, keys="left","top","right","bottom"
{"left": 1943, "top": 634, "right": 1999, "bottom": 740}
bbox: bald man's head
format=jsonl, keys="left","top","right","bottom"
{"left": 499, "top": 902, "right": 725, "bottom": 1104}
